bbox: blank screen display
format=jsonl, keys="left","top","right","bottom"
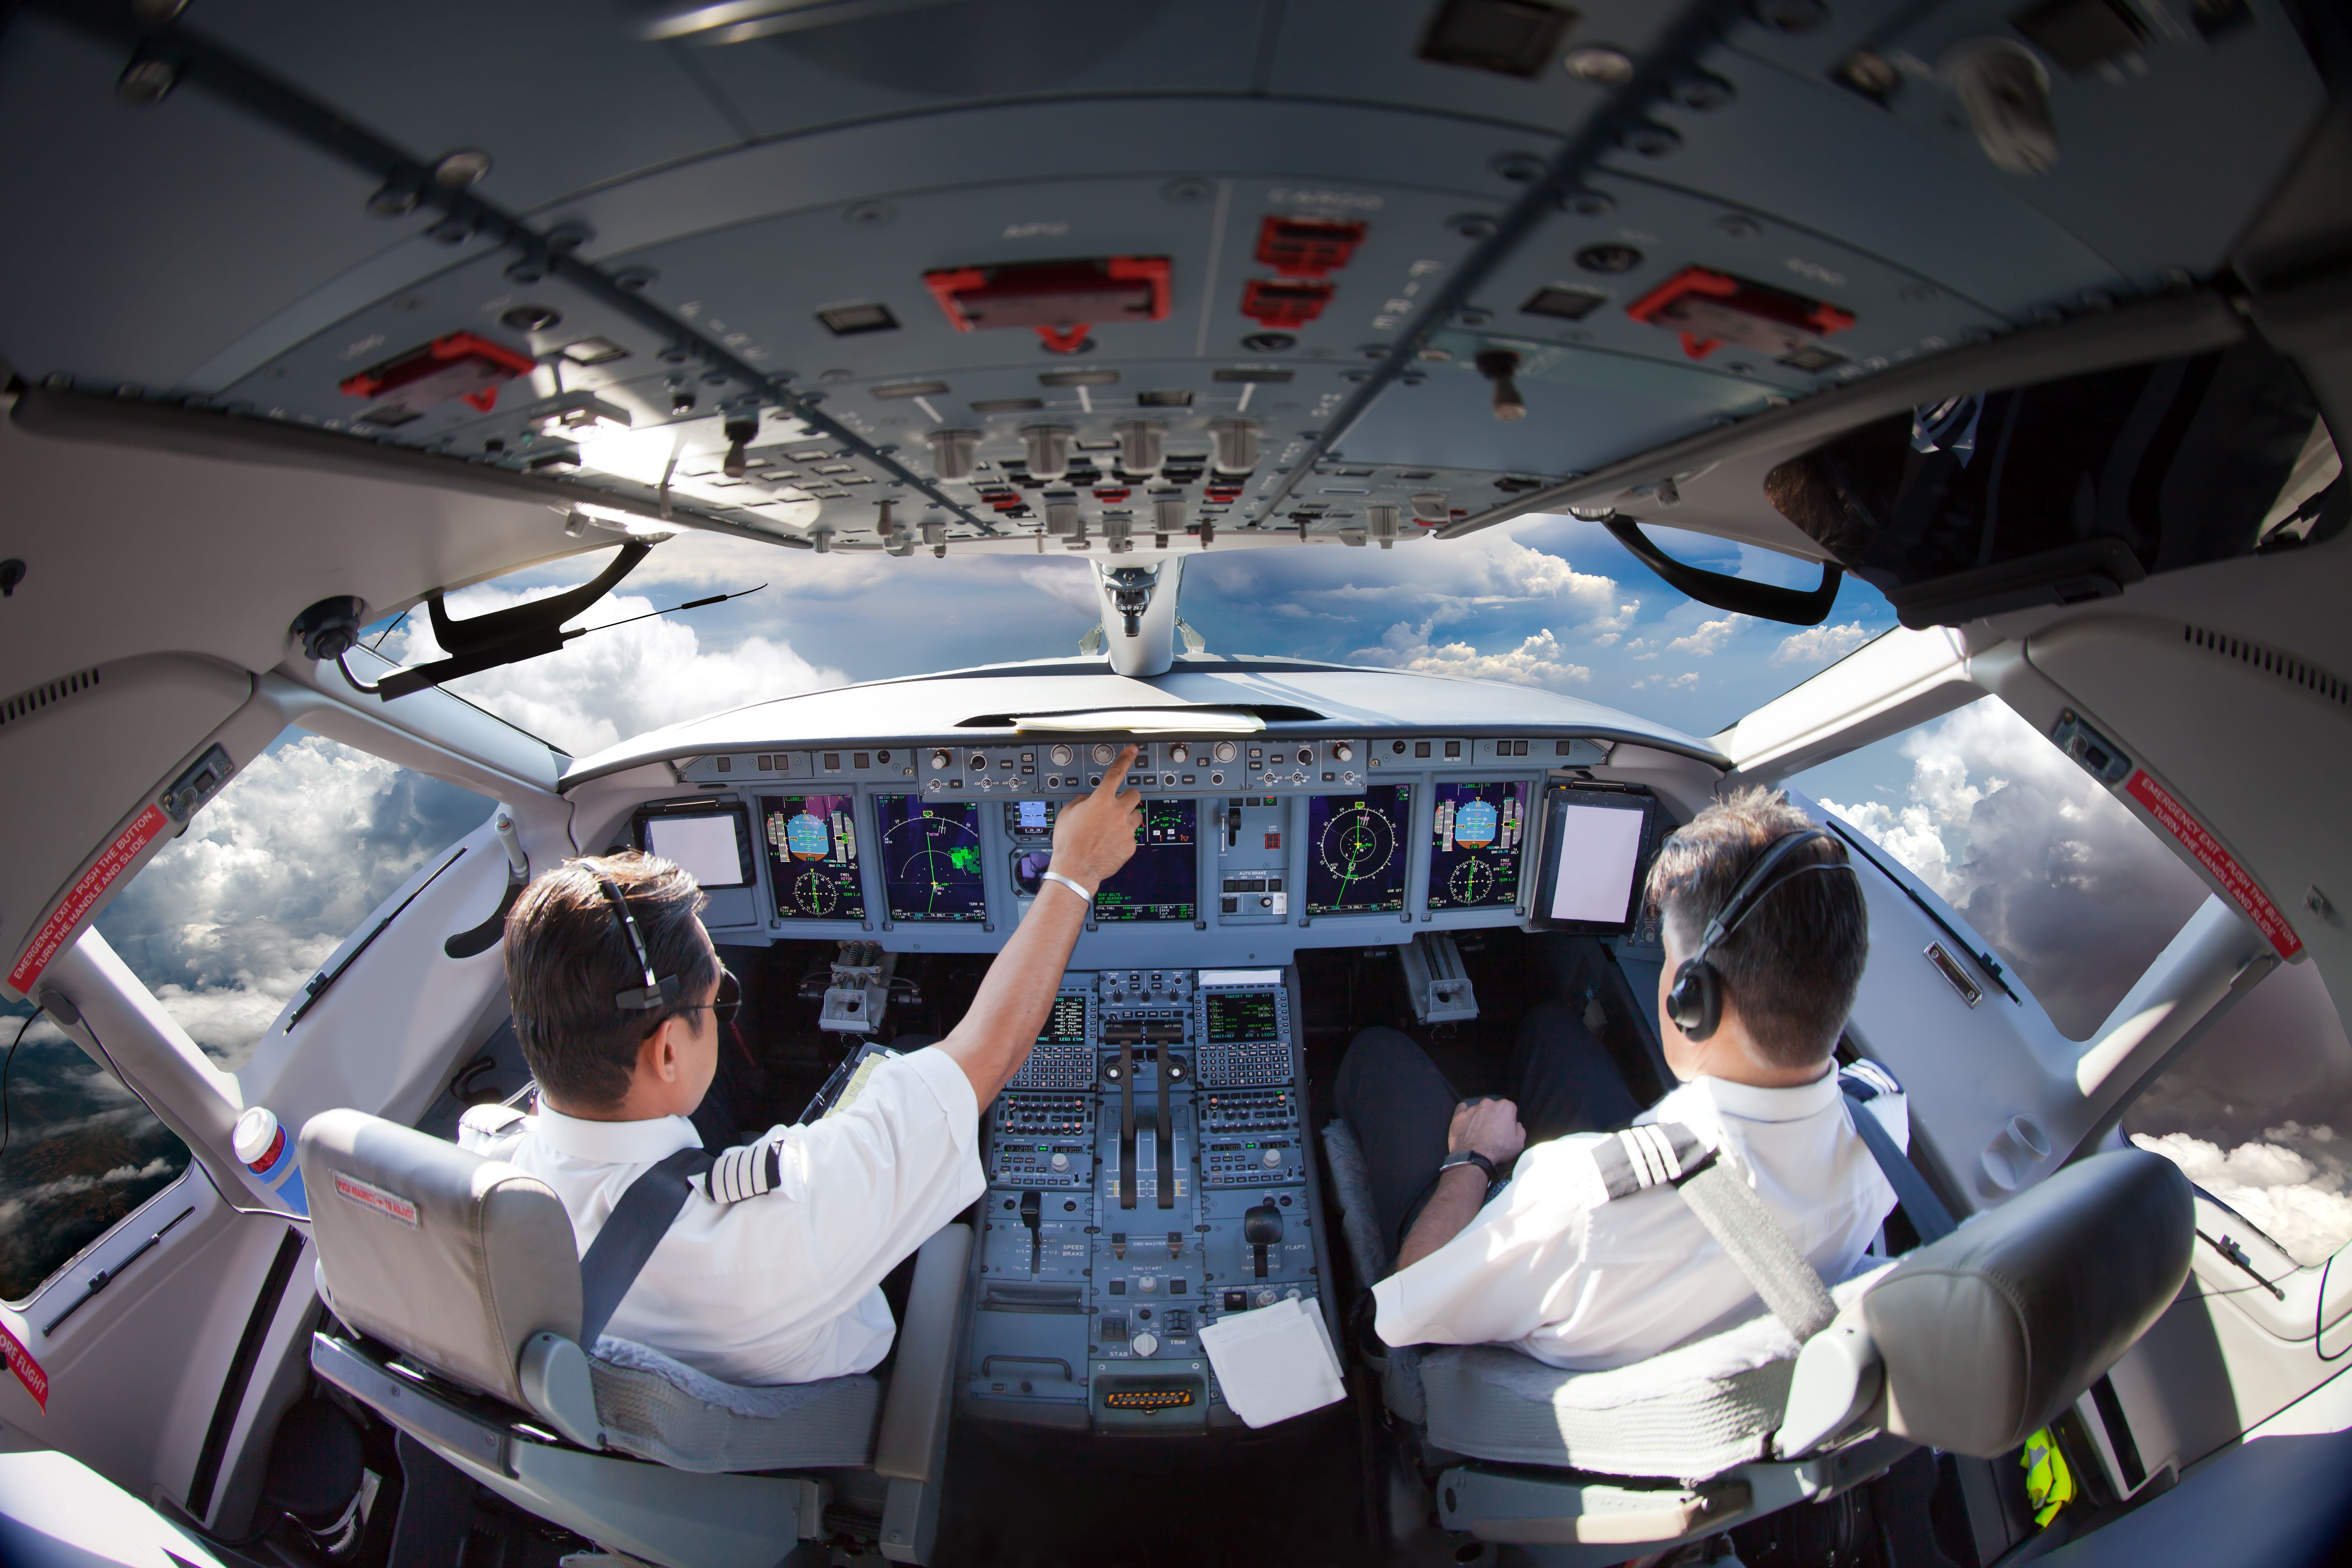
{"left": 646, "top": 814, "right": 749, "bottom": 888}
{"left": 1547, "top": 803, "right": 1647, "bottom": 924}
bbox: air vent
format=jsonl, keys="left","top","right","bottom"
{"left": 2182, "top": 624, "right": 2350, "bottom": 709}
{"left": 1, "top": 666, "right": 100, "bottom": 729}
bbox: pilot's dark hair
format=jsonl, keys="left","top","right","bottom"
{"left": 503, "top": 852, "right": 719, "bottom": 1112}
{"left": 1643, "top": 788, "right": 1867, "bottom": 1070}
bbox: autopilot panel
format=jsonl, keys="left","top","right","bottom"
{"left": 964, "top": 968, "right": 1328, "bottom": 1433}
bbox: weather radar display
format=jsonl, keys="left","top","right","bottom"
{"left": 761, "top": 795, "right": 865, "bottom": 921}
{"left": 1306, "top": 784, "right": 1413, "bottom": 915}
{"left": 1427, "top": 781, "right": 1529, "bottom": 910}
{"left": 877, "top": 796, "right": 987, "bottom": 921}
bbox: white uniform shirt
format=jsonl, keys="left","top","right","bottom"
{"left": 1372, "top": 1068, "right": 1906, "bottom": 1371}
{"left": 460, "top": 1047, "right": 983, "bottom": 1386}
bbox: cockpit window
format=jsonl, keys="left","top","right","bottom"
{"left": 93, "top": 728, "right": 491, "bottom": 1069}
{"left": 1767, "top": 342, "right": 2339, "bottom": 624}
{"left": 1796, "top": 696, "right": 2210, "bottom": 1041}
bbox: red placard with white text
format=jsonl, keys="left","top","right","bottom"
{"left": 0, "top": 1321, "right": 48, "bottom": 1413}
{"left": 7, "top": 805, "right": 170, "bottom": 995}
{"left": 2125, "top": 771, "right": 2303, "bottom": 960}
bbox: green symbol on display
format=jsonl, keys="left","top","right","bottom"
{"left": 949, "top": 845, "right": 980, "bottom": 873}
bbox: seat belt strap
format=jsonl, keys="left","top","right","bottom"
{"left": 576, "top": 1145, "right": 715, "bottom": 1347}
{"left": 1840, "top": 1086, "right": 1956, "bottom": 1243}
{"left": 1674, "top": 1155, "right": 1838, "bottom": 1341}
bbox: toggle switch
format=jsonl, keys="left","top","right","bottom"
{"left": 1475, "top": 349, "right": 1527, "bottom": 422}
{"left": 1168, "top": 1230, "right": 1184, "bottom": 1260}
{"left": 1112, "top": 1232, "right": 1129, "bottom": 1260}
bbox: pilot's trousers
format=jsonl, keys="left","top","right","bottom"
{"left": 1333, "top": 1002, "right": 1640, "bottom": 1260}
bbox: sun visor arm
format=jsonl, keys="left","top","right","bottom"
{"left": 1602, "top": 516, "right": 1842, "bottom": 627}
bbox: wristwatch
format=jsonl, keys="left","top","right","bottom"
{"left": 1437, "top": 1149, "right": 1500, "bottom": 1196}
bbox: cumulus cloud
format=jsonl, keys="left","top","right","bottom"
{"left": 1773, "top": 622, "right": 1874, "bottom": 667}
{"left": 1352, "top": 624, "right": 1591, "bottom": 687}
{"left": 2132, "top": 1126, "right": 2352, "bottom": 1266}
{"left": 381, "top": 588, "right": 845, "bottom": 756}
{"left": 1018, "top": 563, "right": 1104, "bottom": 617}
{"left": 93, "top": 734, "right": 491, "bottom": 1068}
{"left": 1812, "top": 697, "right": 2210, "bottom": 1039}
{"left": 1668, "top": 614, "right": 1751, "bottom": 656}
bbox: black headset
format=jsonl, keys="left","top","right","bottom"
{"left": 593, "top": 873, "right": 681, "bottom": 1014}
{"left": 1664, "top": 828, "right": 1857, "bottom": 1042}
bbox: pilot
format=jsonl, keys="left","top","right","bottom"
{"left": 456, "top": 750, "right": 1143, "bottom": 1385}
{"left": 1337, "top": 787, "right": 1903, "bottom": 1369}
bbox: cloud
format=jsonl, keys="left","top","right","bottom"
{"left": 94, "top": 734, "right": 490, "bottom": 1068}
{"left": 1812, "top": 698, "right": 2210, "bottom": 1039}
{"left": 1668, "top": 614, "right": 1751, "bottom": 656}
{"left": 1018, "top": 563, "right": 1104, "bottom": 617}
{"left": 2133, "top": 1127, "right": 2352, "bottom": 1266}
{"left": 381, "top": 588, "right": 845, "bottom": 756}
{"left": 1773, "top": 622, "right": 1874, "bottom": 667}
{"left": 1351, "top": 624, "right": 1591, "bottom": 687}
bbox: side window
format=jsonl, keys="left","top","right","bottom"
{"left": 93, "top": 729, "right": 493, "bottom": 1069}
{"left": 2125, "top": 959, "right": 2352, "bottom": 1266}
{"left": 1794, "top": 696, "right": 2209, "bottom": 1040}
{"left": 0, "top": 1004, "right": 192, "bottom": 1302}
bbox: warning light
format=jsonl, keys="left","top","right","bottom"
{"left": 1254, "top": 216, "right": 1366, "bottom": 279}
{"left": 924, "top": 257, "right": 1171, "bottom": 355}
{"left": 339, "top": 331, "right": 538, "bottom": 419}
{"left": 1239, "top": 278, "right": 1335, "bottom": 329}
{"left": 1625, "top": 266, "right": 1856, "bottom": 363}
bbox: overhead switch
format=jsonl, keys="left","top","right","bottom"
{"left": 1209, "top": 418, "right": 1260, "bottom": 475}
{"left": 929, "top": 427, "right": 981, "bottom": 481}
{"left": 1476, "top": 350, "right": 1527, "bottom": 422}
{"left": 1367, "top": 505, "right": 1400, "bottom": 550}
{"left": 1024, "top": 425, "right": 1074, "bottom": 481}
{"left": 924, "top": 256, "right": 1172, "bottom": 355}
{"left": 1114, "top": 420, "right": 1164, "bottom": 476}
{"left": 1254, "top": 216, "right": 1366, "bottom": 279}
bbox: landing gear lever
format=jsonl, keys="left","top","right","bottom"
{"left": 1019, "top": 1190, "right": 1042, "bottom": 1274}
{"left": 1244, "top": 1203, "right": 1282, "bottom": 1279}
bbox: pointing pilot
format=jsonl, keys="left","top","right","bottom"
{"left": 458, "top": 748, "right": 1143, "bottom": 1385}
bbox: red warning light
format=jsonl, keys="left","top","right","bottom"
{"left": 338, "top": 331, "right": 538, "bottom": 418}
{"left": 923, "top": 257, "right": 1171, "bottom": 355}
{"left": 1254, "top": 216, "right": 1366, "bottom": 279}
{"left": 1625, "top": 266, "right": 1855, "bottom": 363}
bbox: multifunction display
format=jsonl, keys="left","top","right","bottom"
{"left": 1426, "top": 780, "right": 1531, "bottom": 911}
{"left": 1041, "top": 993, "right": 1088, "bottom": 1044}
{"left": 876, "top": 795, "right": 987, "bottom": 922}
{"left": 1305, "top": 785, "right": 1413, "bottom": 915}
{"left": 1095, "top": 798, "right": 1197, "bottom": 923}
{"left": 1204, "top": 991, "right": 1280, "bottom": 1043}
{"left": 759, "top": 794, "right": 866, "bottom": 920}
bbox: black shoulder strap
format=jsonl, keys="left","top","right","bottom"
{"left": 576, "top": 1145, "right": 715, "bottom": 1347}
{"left": 1840, "top": 1086, "right": 1956, "bottom": 1244}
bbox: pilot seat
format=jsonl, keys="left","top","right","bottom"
{"left": 297, "top": 1108, "right": 970, "bottom": 1568}
{"left": 1321, "top": 1116, "right": 2194, "bottom": 1564}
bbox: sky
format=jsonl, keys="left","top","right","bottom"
{"left": 22, "top": 511, "right": 2352, "bottom": 1268}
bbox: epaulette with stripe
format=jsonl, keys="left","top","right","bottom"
{"left": 702, "top": 1138, "right": 787, "bottom": 1204}
{"left": 1558, "top": 1122, "right": 1717, "bottom": 1211}
{"left": 1838, "top": 1059, "right": 1904, "bottom": 1102}
{"left": 456, "top": 1101, "right": 528, "bottom": 1154}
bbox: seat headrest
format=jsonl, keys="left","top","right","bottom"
{"left": 1864, "top": 1148, "right": 2191, "bottom": 1458}
{"left": 298, "top": 1108, "right": 583, "bottom": 1408}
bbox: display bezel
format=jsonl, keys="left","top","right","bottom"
{"left": 632, "top": 801, "right": 757, "bottom": 889}
{"left": 1529, "top": 786, "right": 1660, "bottom": 935}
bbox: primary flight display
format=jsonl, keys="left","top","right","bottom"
{"left": 1427, "top": 781, "right": 1530, "bottom": 911}
{"left": 761, "top": 794, "right": 866, "bottom": 921}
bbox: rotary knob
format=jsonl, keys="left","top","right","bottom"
{"left": 1131, "top": 1331, "right": 1160, "bottom": 1357}
{"left": 1214, "top": 741, "right": 1237, "bottom": 763}
{"left": 1091, "top": 742, "right": 1116, "bottom": 765}
{"left": 1138, "top": 1276, "right": 1158, "bottom": 1293}
{"left": 1168, "top": 741, "right": 1190, "bottom": 764}
{"left": 1331, "top": 742, "right": 1354, "bottom": 762}
{"left": 968, "top": 753, "right": 988, "bottom": 771}
{"left": 1050, "top": 744, "right": 1074, "bottom": 766}
{"left": 1296, "top": 747, "right": 1313, "bottom": 764}
{"left": 929, "top": 748, "right": 951, "bottom": 770}
{"left": 1255, "top": 1289, "right": 1277, "bottom": 1309}
{"left": 1050, "top": 1152, "right": 1070, "bottom": 1172}
{"left": 1262, "top": 1148, "right": 1282, "bottom": 1168}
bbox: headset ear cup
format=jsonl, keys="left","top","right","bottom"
{"left": 1668, "top": 960, "right": 1720, "bottom": 1042}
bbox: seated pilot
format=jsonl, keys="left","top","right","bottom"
{"left": 1338, "top": 787, "right": 1905, "bottom": 1370}
{"left": 456, "top": 753, "right": 1142, "bottom": 1386}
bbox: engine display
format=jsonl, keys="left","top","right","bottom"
{"left": 1426, "top": 781, "right": 1530, "bottom": 911}
{"left": 1305, "top": 785, "right": 1412, "bottom": 916}
{"left": 877, "top": 795, "right": 987, "bottom": 922}
{"left": 1095, "top": 798, "right": 1197, "bottom": 923}
{"left": 759, "top": 794, "right": 866, "bottom": 920}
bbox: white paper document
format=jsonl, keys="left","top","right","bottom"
{"left": 1197, "top": 1297, "right": 1346, "bottom": 1428}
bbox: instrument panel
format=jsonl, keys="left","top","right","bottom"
{"left": 644, "top": 732, "right": 1627, "bottom": 962}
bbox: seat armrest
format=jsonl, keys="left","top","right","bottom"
{"left": 517, "top": 1332, "right": 603, "bottom": 1450}
{"left": 1772, "top": 1305, "right": 1882, "bottom": 1459}
{"left": 874, "top": 1222, "right": 972, "bottom": 1483}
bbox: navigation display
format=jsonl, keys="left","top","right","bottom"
{"left": 1040, "top": 993, "right": 1088, "bottom": 1044}
{"left": 875, "top": 795, "right": 987, "bottom": 922}
{"left": 640, "top": 807, "right": 753, "bottom": 888}
{"left": 1205, "top": 991, "right": 1279, "bottom": 1043}
{"left": 1427, "top": 781, "right": 1531, "bottom": 911}
{"left": 1534, "top": 787, "right": 1658, "bottom": 934}
{"left": 1305, "top": 784, "right": 1413, "bottom": 915}
{"left": 1093, "top": 798, "right": 1196, "bottom": 923}
{"left": 759, "top": 795, "right": 865, "bottom": 921}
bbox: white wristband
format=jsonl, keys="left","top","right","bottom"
{"left": 1039, "top": 870, "right": 1093, "bottom": 905}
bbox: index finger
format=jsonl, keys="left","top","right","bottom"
{"left": 1093, "top": 745, "right": 1140, "bottom": 802}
